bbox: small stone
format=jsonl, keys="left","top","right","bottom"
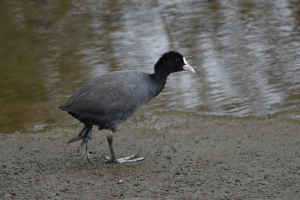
{"left": 218, "top": 164, "right": 229, "bottom": 170}
{"left": 118, "top": 180, "right": 123, "bottom": 184}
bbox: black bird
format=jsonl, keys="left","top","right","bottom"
{"left": 59, "top": 51, "right": 195, "bottom": 163}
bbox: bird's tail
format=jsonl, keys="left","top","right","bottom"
{"left": 58, "top": 104, "right": 67, "bottom": 111}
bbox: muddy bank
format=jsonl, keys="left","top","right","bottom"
{"left": 1, "top": 110, "right": 300, "bottom": 199}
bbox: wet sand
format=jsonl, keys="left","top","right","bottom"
{"left": 1, "top": 110, "right": 300, "bottom": 199}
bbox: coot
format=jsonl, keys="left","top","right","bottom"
{"left": 59, "top": 51, "right": 195, "bottom": 163}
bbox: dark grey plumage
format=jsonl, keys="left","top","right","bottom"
{"left": 59, "top": 71, "right": 163, "bottom": 132}
{"left": 59, "top": 51, "right": 195, "bottom": 163}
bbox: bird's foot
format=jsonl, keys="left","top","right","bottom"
{"left": 67, "top": 125, "right": 90, "bottom": 144}
{"left": 77, "top": 132, "right": 92, "bottom": 163}
{"left": 67, "top": 126, "right": 93, "bottom": 163}
{"left": 67, "top": 136, "right": 83, "bottom": 143}
{"left": 104, "top": 154, "right": 145, "bottom": 163}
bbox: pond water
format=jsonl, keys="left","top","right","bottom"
{"left": 0, "top": 0, "right": 300, "bottom": 133}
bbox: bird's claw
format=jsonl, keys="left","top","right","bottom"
{"left": 104, "top": 154, "right": 145, "bottom": 163}
{"left": 68, "top": 126, "right": 93, "bottom": 163}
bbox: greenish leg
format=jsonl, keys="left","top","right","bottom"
{"left": 107, "top": 131, "right": 117, "bottom": 161}
{"left": 67, "top": 125, "right": 93, "bottom": 163}
{"left": 105, "top": 131, "right": 145, "bottom": 163}
{"left": 67, "top": 125, "right": 89, "bottom": 144}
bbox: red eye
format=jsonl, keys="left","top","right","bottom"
{"left": 176, "top": 59, "right": 179, "bottom": 62}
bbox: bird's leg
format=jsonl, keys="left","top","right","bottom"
{"left": 106, "top": 131, "right": 117, "bottom": 162}
{"left": 77, "top": 127, "right": 93, "bottom": 163}
{"left": 85, "top": 129, "right": 92, "bottom": 163}
{"left": 67, "top": 125, "right": 89, "bottom": 144}
{"left": 105, "top": 131, "right": 145, "bottom": 163}
{"left": 67, "top": 125, "right": 93, "bottom": 163}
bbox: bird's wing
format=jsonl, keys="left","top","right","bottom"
{"left": 60, "top": 71, "right": 152, "bottom": 116}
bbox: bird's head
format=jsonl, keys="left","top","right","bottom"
{"left": 154, "top": 51, "right": 195, "bottom": 75}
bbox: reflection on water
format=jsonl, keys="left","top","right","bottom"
{"left": 0, "top": 0, "right": 299, "bottom": 133}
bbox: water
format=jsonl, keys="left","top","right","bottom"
{"left": 0, "top": 0, "right": 299, "bottom": 133}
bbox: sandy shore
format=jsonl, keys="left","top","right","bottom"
{"left": 1, "top": 110, "right": 300, "bottom": 199}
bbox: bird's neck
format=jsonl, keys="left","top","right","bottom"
{"left": 153, "top": 67, "right": 170, "bottom": 84}
{"left": 149, "top": 73, "right": 167, "bottom": 97}
{"left": 150, "top": 73, "right": 167, "bottom": 85}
